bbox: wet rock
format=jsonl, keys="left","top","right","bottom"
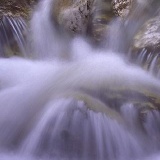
{"left": 62, "top": 91, "right": 123, "bottom": 121}
{"left": 51, "top": 0, "right": 116, "bottom": 43}
{"left": 96, "top": 87, "right": 160, "bottom": 139}
{"left": 133, "top": 16, "right": 160, "bottom": 51}
{"left": 52, "top": 0, "right": 94, "bottom": 34}
{"left": 129, "top": 15, "right": 160, "bottom": 73}
{"left": 90, "top": 87, "right": 160, "bottom": 111}
{"left": 81, "top": 85, "right": 160, "bottom": 128}
{"left": 51, "top": 0, "right": 134, "bottom": 43}
{"left": 112, "top": 0, "right": 133, "bottom": 17}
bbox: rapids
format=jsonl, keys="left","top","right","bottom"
{"left": 0, "top": 0, "right": 160, "bottom": 160}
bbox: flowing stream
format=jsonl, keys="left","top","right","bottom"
{"left": 0, "top": 0, "right": 160, "bottom": 160}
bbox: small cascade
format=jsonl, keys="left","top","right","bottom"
{"left": 120, "top": 103, "right": 160, "bottom": 152}
{"left": 142, "top": 110, "right": 160, "bottom": 149}
{"left": 20, "top": 98, "right": 144, "bottom": 160}
{"left": 0, "top": 15, "right": 27, "bottom": 57}
{"left": 131, "top": 48, "right": 160, "bottom": 78}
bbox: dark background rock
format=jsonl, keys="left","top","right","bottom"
{"left": 0, "top": 0, "right": 36, "bottom": 19}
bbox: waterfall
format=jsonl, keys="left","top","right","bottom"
{"left": 0, "top": 0, "right": 160, "bottom": 160}
{"left": 29, "top": 0, "right": 71, "bottom": 60}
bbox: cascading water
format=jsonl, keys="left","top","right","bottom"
{"left": 0, "top": 0, "right": 160, "bottom": 160}
{"left": 133, "top": 48, "right": 160, "bottom": 78}
{"left": 0, "top": 15, "right": 27, "bottom": 57}
{"left": 29, "top": 0, "right": 71, "bottom": 60}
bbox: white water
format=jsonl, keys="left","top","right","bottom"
{"left": 29, "top": 0, "right": 71, "bottom": 59}
{"left": 0, "top": 0, "right": 160, "bottom": 160}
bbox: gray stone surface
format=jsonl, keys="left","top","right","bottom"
{"left": 52, "top": 0, "right": 93, "bottom": 34}
{"left": 134, "top": 16, "right": 160, "bottom": 49}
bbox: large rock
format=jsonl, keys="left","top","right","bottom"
{"left": 51, "top": 0, "right": 136, "bottom": 43}
{"left": 52, "top": 0, "right": 94, "bottom": 34}
{"left": 133, "top": 16, "right": 160, "bottom": 50}
{"left": 51, "top": 0, "right": 116, "bottom": 43}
